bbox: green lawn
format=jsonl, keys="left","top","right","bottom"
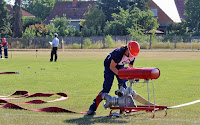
{"left": 0, "top": 49, "right": 200, "bottom": 125}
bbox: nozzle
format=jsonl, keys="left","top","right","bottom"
{"left": 115, "top": 87, "right": 126, "bottom": 97}
{"left": 102, "top": 93, "right": 117, "bottom": 108}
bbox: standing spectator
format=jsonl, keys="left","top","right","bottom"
{"left": 2, "top": 38, "right": 8, "bottom": 58}
{"left": 50, "top": 33, "right": 59, "bottom": 62}
{"left": 0, "top": 40, "right": 2, "bottom": 58}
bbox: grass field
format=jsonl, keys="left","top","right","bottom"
{"left": 0, "top": 49, "right": 200, "bottom": 125}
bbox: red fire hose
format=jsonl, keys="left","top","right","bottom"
{"left": 0, "top": 91, "right": 87, "bottom": 114}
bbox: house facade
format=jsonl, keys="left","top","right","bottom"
{"left": 148, "top": 0, "right": 186, "bottom": 32}
{"left": 44, "top": 0, "right": 186, "bottom": 32}
{"left": 43, "top": 0, "right": 96, "bottom": 30}
{"left": 174, "top": 0, "right": 186, "bottom": 20}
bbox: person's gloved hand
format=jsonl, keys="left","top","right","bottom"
{"left": 135, "top": 79, "right": 139, "bottom": 82}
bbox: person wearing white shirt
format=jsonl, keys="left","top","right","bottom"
{"left": 50, "top": 33, "right": 59, "bottom": 62}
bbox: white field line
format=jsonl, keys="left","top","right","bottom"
{"left": 168, "top": 99, "right": 200, "bottom": 109}
{"left": 152, "top": 118, "right": 200, "bottom": 123}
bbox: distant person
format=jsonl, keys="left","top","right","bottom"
{"left": 0, "top": 40, "right": 2, "bottom": 58}
{"left": 50, "top": 33, "right": 59, "bottom": 62}
{"left": 2, "top": 38, "right": 8, "bottom": 58}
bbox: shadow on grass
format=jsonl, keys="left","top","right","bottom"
{"left": 64, "top": 115, "right": 128, "bottom": 125}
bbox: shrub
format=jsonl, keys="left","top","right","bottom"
{"left": 175, "top": 42, "right": 200, "bottom": 49}
{"left": 22, "top": 28, "right": 36, "bottom": 38}
{"left": 152, "top": 41, "right": 173, "bottom": 49}
{"left": 22, "top": 24, "right": 49, "bottom": 38}
{"left": 139, "top": 41, "right": 149, "bottom": 49}
{"left": 105, "top": 35, "right": 114, "bottom": 48}
{"left": 65, "top": 43, "right": 81, "bottom": 49}
{"left": 83, "top": 38, "right": 92, "bottom": 48}
{"left": 22, "top": 17, "right": 42, "bottom": 30}
{"left": 81, "top": 26, "right": 96, "bottom": 37}
{"left": 89, "top": 43, "right": 103, "bottom": 49}
{"left": 50, "top": 15, "right": 70, "bottom": 36}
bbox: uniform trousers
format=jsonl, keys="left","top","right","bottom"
{"left": 89, "top": 66, "right": 127, "bottom": 111}
{"left": 50, "top": 47, "right": 57, "bottom": 61}
{"left": 4, "top": 48, "right": 8, "bottom": 58}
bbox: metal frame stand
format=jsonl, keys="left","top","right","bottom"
{"left": 109, "top": 79, "right": 167, "bottom": 118}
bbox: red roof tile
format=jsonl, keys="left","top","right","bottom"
{"left": 22, "top": 10, "right": 35, "bottom": 17}
{"left": 72, "top": 0, "right": 78, "bottom": 7}
{"left": 6, "top": 4, "right": 35, "bottom": 17}
{"left": 43, "top": 1, "right": 96, "bottom": 24}
{"left": 174, "top": 0, "right": 187, "bottom": 20}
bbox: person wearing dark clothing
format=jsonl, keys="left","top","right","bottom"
{"left": 50, "top": 33, "right": 59, "bottom": 62}
{"left": 2, "top": 38, "right": 8, "bottom": 58}
{"left": 87, "top": 41, "right": 154, "bottom": 115}
{"left": 0, "top": 41, "right": 2, "bottom": 58}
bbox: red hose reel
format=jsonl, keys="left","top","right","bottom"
{"left": 118, "top": 68, "right": 160, "bottom": 80}
{"left": 109, "top": 68, "right": 167, "bottom": 118}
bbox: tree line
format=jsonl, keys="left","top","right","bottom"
{"left": 0, "top": 0, "right": 200, "bottom": 39}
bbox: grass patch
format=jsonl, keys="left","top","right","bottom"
{"left": 0, "top": 50, "right": 199, "bottom": 124}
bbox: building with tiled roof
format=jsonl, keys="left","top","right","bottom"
{"left": 43, "top": 0, "right": 96, "bottom": 30}
{"left": 44, "top": 0, "right": 186, "bottom": 32}
{"left": 148, "top": 0, "right": 186, "bottom": 32}
{"left": 6, "top": 4, "right": 35, "bottom": 17}
{"left": 174, "top": 0, "right": 186, "bottom": 20}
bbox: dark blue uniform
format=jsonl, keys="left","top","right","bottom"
{"left": 89, "top": 47, "right": 136, "bottom": 112}
{"left": 0, "top": 43, "right": 2, "bottom": 58}
{"left": 3, "top": 41, "right": 8, "bottom": 58}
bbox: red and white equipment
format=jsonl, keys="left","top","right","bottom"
{"left": 118, "top": 68, "right": 160, "bottom": 80}
{"left": 105, "top": 68, "right": 167, "bottom": 118}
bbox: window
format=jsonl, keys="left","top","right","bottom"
{"left": 68, "top": 3, "right": 72, "bottom": 7}
{"left": 151, "top": 9, "right": 158, "bottom": 17}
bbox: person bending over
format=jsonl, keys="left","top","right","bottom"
{"left": 87, "top": 41, "right": 154, "bottom": 115}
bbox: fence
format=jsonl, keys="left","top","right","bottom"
{"left": 3, "top": 35, "right": 200, "bottom": 49}
{"left": 6, "top": 36, "right": 132, "bottom": 49}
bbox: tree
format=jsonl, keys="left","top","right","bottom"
{"left": 21, "top": 0, "right": 67, "bottom": 20}
{"left": 166, "top": 20, "right": 188, "bottom": 35}
{"left": 22, "top": 24, "right": 48, "bottom": 38}
{"left": 13, "top": 0, "right": 23, "bottom": 38}
{"left": 97, "top": 0, "right": 150, "bottom": 21}
{"left": 119, "top": 0, "right": 130, "bottom": 10}
{"left": 185, "top": 0, "right": 200, "bottom": 35}
{"left": 50, "top": 15, "right": 70, "bottom": 36}
{"left": 22, "top": 17, "right": 42, "bottom": 30}
{"left": 0, "top": 0, "right": 11, "bottom": 37}
{"left": 82, "top": 5, "right": 106, "bottom": 36}
{"left": 98, "top": 0, "right": 121, "bottom": 21}
{"left": 104, "top": 8, "right": 158, "bottom": 36}
{"left": 129, "top": 0, "right": 150, "bottom": 11}
{"left": 22, "top": 15, "right": 79, "bottom": 37}
{"left": 49, "top": 15, "right": 80, "bottom": 36}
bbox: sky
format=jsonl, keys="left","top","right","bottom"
{"left": 5, "top": 0, "right": 15, "bottom": 5}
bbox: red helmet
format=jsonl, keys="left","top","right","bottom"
{"left": 2, "top": 38, "right": 6, "bottom": 42}
{"left": 128, "top": 41, "right": 140, "bottom": 56}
